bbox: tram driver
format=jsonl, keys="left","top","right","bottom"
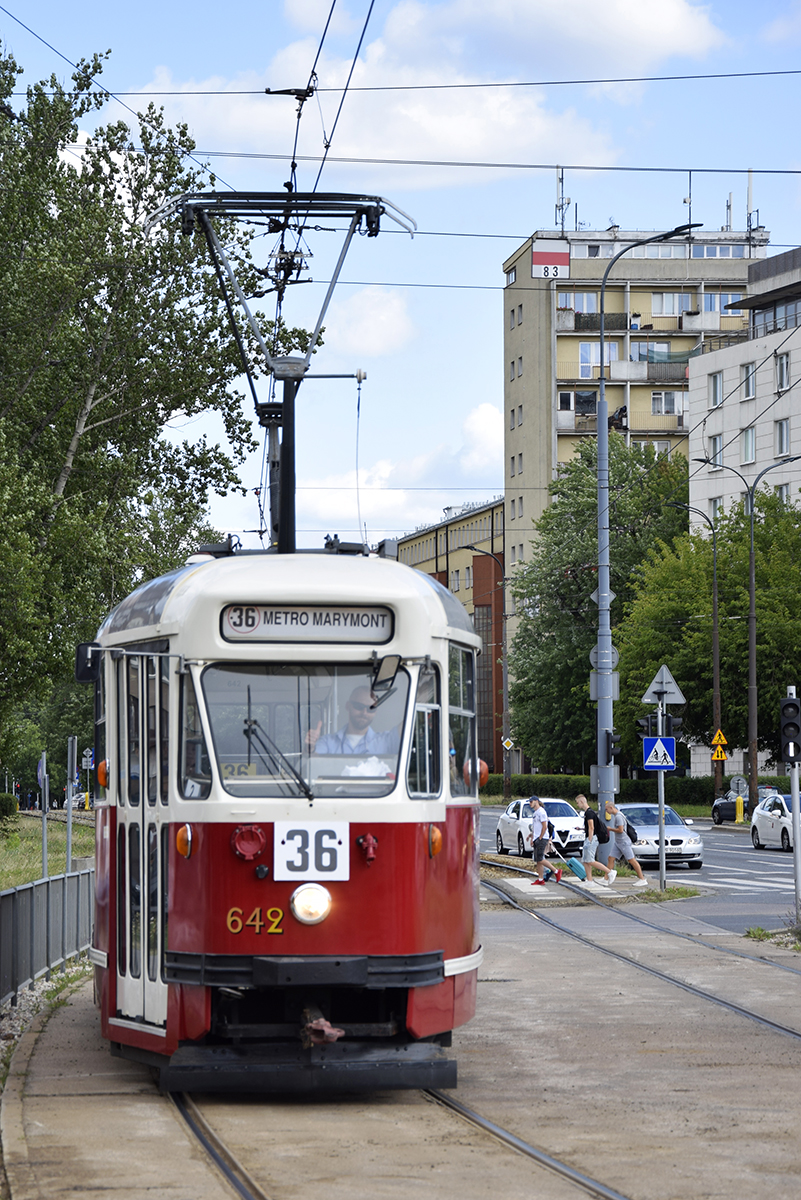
{"left": 306, "top": 685, "right": 401, "bottom": 756}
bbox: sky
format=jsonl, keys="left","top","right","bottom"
{"left": 4, "top": 1, "right": 801, "bottom": 548}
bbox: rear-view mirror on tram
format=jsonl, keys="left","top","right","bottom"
{"left": 75, "top": 642, "right": 102, "bottom": 683}
{"left": 370, "top": 654, "right": 402, "bottom": 708}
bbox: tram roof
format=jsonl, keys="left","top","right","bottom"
{"left": 97, "top": 552, "right": 480, "bottom": 649}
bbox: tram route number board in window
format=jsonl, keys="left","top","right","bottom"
{"left": 273, "top": 821, "right": 350, "bottom": 881}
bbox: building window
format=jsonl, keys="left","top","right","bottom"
{"left": 510, "top": 456, "right": 515, "bottom": 478}
{"left": 776, "top": 482, "right": 790, "bottom": 504}
{"left": 557, "top": 291, "right": 598, "bottom": 313}
{"left": 710, "top": 496, "right": 723, "bottom": 522}
{"left": 510, "top": 308, "right": 515, "bottom": 330}
{"left": 742, "top": 362, "right": 756, "bottom": 399}
{"left": 741, "top": 426, "right": 756, "bottom": 465}
{"left": 579, "top": 341, "right": 619, "bottom": 378}
{"left": 510, "top": 545, "right": 516, "bottom": 563}
{"left": 692, "top": 243, "right": 745, "bottom": 258}
{"left": 517, "top": 304, "right": 523, "bottom": 325}
{"left": 510, "top": 499, "right": 515, "bottom": 520}
{"left": 517, "top": 453, "right": 523, "bottom": 474}
{"left": 709, "top": 372, "right": 723, "bottom": 408}
{"left": 518, "top": 496, "right": 523, "bottom": 519}
{"left": 776, "top": 418, "right": 790, "bottom": 456}
{"left": 777, "top": 353, "right": 790, "bottom": 392}
{"left": 575, "top": 390, "right": 597, "bottom": 415}
{"left": 465, "top": 566, "right": 472, "bottom": 589}
{"left": 629, "top": 243, "right": 688, "bottom": 259}
{"left": 518, "top": 404, "right": 523, "bottom": 426}
{"left": 518, "top": 544, "right": 524, "bottom": 560}
{"left": 559, "top": 391, "right": 572, "bottom": 411}
{"left": 651, "top": 293, "right": 693, "bottom": 316}
{"left": 654, "top": 441, "right": 671, "bottom": 458}
{"left": 704, "top": 292, "right": 742, "bottom": 314}
{"left": 709, "top": 434, "right": 723, "bottom": 467}
{"left": 451, "top": 569, "right": 460, "bottom": 592}
{"left": 630, "top": 341, "right": 670, "bottom": 362}
{"left": 651, "top": 391, "right": 680, "bottom": 415}
{"left": 506, "top": 267, "right": 516, "bottom": 284}
{"left": 510, "top": 360, "right": 515, "bottom": 382}
{"left": 510, "top": 407, "right": 515, "bottom": 430}
{"left": 517, "top": 357, "right": 523, "bottom": 377}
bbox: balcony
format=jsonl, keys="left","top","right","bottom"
{"left": 628, "top": 412, "right": 684, "bottom": 432}
{"left": 555, "top": 310, "right": 629, "bottom": 332}
{"left": 559, "top": 361, "right": 689, "bottom": 383}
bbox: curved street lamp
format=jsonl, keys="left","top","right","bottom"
{"left": 693, "top": 455, "right": 801, "bottom": 803}
{"left": 594, "top": 222, "right": 702, "bottom": 811}
{"left": 666, "top": 502, "right": 722, "bottom": 793}
{"left": 466, "top": 544, "right": 511, "bottom": 799}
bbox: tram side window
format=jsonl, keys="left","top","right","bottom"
{"left": 117, "top": 661, "right": 126, "bottom": 806}
{"left": 449, "top": 645, "right": 477, "bottom": 797}
{"left": 147, "top": 823, "right": 158, "bottom": 982}
{"left": 180, "top": 673, "right": 212, "bottom": 799}
{"left": 94, "top": 669, "right": 106, "bottom": 803}
{"left": 117, "top": 827, "right": 126, "bottom": 975}
{"left": 129, "top": 824, "right": 141, "bottom": 979}
{"left": 159, "top": 658, "right": 170, "bottom": 805}
{"left": 127, "top": 658, "right": 140, "bottom": 806}
{"left": 407, "top": 667, "right": 441, "bottom": 797}
{"left": 146, "top": 658, "right": 158, "bottom": 805}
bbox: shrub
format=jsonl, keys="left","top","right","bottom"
{"left": 0, "top": 793, "right": 16, "bottom": 820}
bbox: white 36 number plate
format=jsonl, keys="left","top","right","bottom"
{"left": 273, "top": 821, "right": 350, "bottom": 881}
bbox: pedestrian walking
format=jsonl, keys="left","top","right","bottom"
{"left": 528, "top": 796, "right": 562, "bottom": 886}
{"left": 605, "top": 801, "right": 649, "bottom": 886}
{"left": 574, "top": 794, "right": 616, "bottom": 886}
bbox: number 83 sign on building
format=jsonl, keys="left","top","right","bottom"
{"left": 531, "top": 238, "right": 570, "bottom": 279}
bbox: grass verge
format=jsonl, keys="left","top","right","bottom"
{"left": 0, "top": 814, "right": 94, "bottom": 889}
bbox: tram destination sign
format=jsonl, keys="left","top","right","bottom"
{"left": 221, "top": 604, "right": 394, "bottom": 644}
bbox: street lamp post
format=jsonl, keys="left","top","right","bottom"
{"left": 467, "top": 545, "right": 511, "bottom": 799}
{"left": 595, "top": 222, "right": 701, "bottom": 812}
{"left": 694, "top": 455, "right": 801, "bottom": 803}
{"left": 667, "top": 502, "right": 721, "bottom": 793}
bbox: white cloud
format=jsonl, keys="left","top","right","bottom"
{"left": 323, "top": 287, "right": 416, "bottom": 357}
{"left": 282, "top": 0, "right": 359, "bottom": 36}
{"left": 761, "top": 3, "right": 801, "bottom": 43}
{"left": 295, "top": 402, "right": 503, "bottom": 542}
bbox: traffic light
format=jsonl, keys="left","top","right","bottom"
{"left": 665, "top": 715, "right": 683, "bottom": 739}
{"left": 636, "top": 714, "right": 657, "bottom": 740}
{"left": 780, "top": 695, "right": 801, "bottom": 764}
{"left": 605, "top": 728, "right": 621, "bottom": 765}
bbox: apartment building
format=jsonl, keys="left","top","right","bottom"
{"left": 397, "top": 499, "right": 506, "bottom": 772}
{"left": 502, "top": 227, "right": 770, "bottom": 571}
{"left": 689, "top": 244, "right": 801, "bottom": 518}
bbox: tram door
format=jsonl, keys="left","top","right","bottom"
{"left": 115, "top": 652, "right": 170, "bottom": 1027}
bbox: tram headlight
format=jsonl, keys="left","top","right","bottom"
{"left": 289, "top": 883, "right": 332, "bottom": 925}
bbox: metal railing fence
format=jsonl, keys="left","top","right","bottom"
{"left": 0, "top": 870, "right": 94, "bottom": 1006}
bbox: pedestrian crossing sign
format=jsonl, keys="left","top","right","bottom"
{"left": 711, "top": 729, "right": 727, "bottom": 746}
{"left": 643, "top": 736, "right": 676, "bottom": 771}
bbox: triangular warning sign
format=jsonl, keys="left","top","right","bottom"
{"left": 645, "top": 739, "right": 675, "bottom": 768}
{"left": 711, "top": 729, "right": 727, "bottom": 746}
{"left": 711, "top": 745, "right": 728, "bottom": 761}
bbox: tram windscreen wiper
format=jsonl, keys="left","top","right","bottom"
{"left": 243, "top": 687, "right": 315, "bottom": 803}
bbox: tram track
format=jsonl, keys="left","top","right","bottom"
{"left": 481, "top": 854, "right": 801, "bottom": 977}
{"left": 175, "top": 1085, "right": 634, "bottom": 1200}
{"left": 481, "top": 872, "right": 801, "bottom": 1043}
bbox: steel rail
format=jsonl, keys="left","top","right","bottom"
{"left": 426, "top": 1089, "right": 633, "bottom": 1200}
{"left": 170, "top": 1093, "right": 271, "bottom": 1200}
{"left": 480, "top": 855, "right": 801, "bottom": 978}
{"left": 481, "top": 876, "right": 801, "bottom": 1042}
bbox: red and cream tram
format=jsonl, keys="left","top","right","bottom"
{"left": 77, "top": 546, "right": 482, "bottom": 1091}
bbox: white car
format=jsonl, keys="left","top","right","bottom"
{"left": 495, "top": 797, "right": 585, "bottom": 858}
{"left": 751, "top": 793, "right": 796, "bottom": 851}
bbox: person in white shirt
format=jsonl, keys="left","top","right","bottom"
{"left": 529, "top": 796, "right": 562, "bottom": 886}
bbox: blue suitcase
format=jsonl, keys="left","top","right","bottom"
{"left": 567, "top": 858, "right": 586, "bottom": 881}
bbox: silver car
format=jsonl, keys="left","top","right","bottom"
{"left": 617, "top": 803, "right": 703, "bottom": 869}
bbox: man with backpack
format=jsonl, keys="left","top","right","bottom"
{"left": 605, "top": 801, "right": 649, "bottom": 887}
{"left": 575, "top": 794, "right": 617, "bottom": 886}
{"left": 528, "top": 796, "right": 563, "bottom": 886}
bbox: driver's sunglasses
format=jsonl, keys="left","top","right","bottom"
{"left": 349, "top": 701, "right": 374, "bottom": 713}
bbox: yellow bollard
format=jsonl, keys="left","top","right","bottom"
{"left": 735, "top": 794, "right": 744, "bottom": 824}
{"left": 84, "top": 791, "right": 90, "bottom": 810}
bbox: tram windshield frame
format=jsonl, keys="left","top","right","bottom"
{"left": 199, "top": 662, "right": 412, "bottom": 799}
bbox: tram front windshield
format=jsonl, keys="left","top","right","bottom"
{"left": 201, "top": 663, "right": 409, "bottom": 799}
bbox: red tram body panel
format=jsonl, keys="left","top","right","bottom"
{"left": 83, "top": 551, "right": 482, "bottom": 1091}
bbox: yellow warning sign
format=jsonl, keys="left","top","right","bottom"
{"left": 711, "top": 745, "right": 728, "bottom": 761}
{"left": 711, "top": 729, "right": 728, "bottom": 746}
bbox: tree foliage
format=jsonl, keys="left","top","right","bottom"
{"left": 508, "top": 437, "right": 688, "bottom": 770}
{"left": 615, "top": 490, "right": 801, "bottom": 765}
{"left": 0, "top": 46, "right": 310, "bottom": 781}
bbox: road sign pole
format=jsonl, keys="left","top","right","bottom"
{"left": 788, "top": 687, "right": 801, "bottom": 930}
{"left": 657, "top": 700, "right": 666, "bottom": 891}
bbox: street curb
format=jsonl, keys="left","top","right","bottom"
{"left": 0, "top": 1008, "right": 49, "bottom": 1200}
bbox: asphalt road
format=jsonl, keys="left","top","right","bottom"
{"left": 480, "top": 805, "right": 801, "bottom": 936}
